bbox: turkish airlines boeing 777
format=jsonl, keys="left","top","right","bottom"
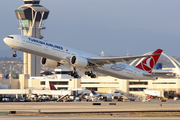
{"left": 4, "top": 35, "right": 163, "bottom": 80}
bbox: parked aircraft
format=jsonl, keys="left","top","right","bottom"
{"left": 4, "top": 35, "right": 163, "bottom": 80}
{"left": 49, "top": 81, "right": 91, "bottom": 95}
{"left": 90, "top": 90, "right": 121, "bottom": 97}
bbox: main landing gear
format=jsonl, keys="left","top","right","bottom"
{"left": 85, "top": 71, "right": 96, "bottom": 78}
{"left": 68, "top": 67, "right": 80, "bottom": 78}
{"left": 68, "top": 71, "right": 80, "bottom": 78}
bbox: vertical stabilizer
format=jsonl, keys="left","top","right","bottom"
{"left": 135, "top": 49, "right": 163, "bottom": 73}
{"left": 49, "top": 81, "right": 57, "bottom": 90}
{"left": 4, "top": 74, "right": 9, "bottom": 79}
{"left": 91, "top": 90, "right": 97, "bottom": 95}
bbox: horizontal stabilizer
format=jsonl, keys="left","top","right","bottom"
{"left": 143, "top": 73, "right": 175, "bottom": 77}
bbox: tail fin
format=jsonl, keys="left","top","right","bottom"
{"left": 91, "top": 90, "right": 97, "bottom": 95}
{"left": 135, "top": 49, "right": 163, "bottom": 73}
{"left": 49, "top": 81, "right": 57, "bottom": 90}
{"left": 4, "top": 74, "right": 9, "bottom": 79}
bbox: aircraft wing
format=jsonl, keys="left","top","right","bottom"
{"left": 87, "top": 53, "right": 159, "bottom": 65}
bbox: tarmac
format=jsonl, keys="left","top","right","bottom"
{"left": 1, "top": 116, "right": 180, "bottom": 120}
{"left": 0, "top": 100, "right": 180, "bottom": 119}
{"left": 0, "top": 99, "right": 180, "bottom": 114}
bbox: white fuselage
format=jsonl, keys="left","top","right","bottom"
{"left": 4, "top": 35, "right": 156, "bottom": 80}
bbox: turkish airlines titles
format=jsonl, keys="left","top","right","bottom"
{"left": 28, "top": 37, "right": 63, "bottom": 50}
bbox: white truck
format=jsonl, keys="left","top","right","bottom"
{"left": 144, "top": 89, "right": 164, "bottom": 98}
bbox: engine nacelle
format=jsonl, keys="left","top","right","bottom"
{"left": 70, "top": 55, "right": 88, "bottom": 68}
{"left": 41, "top": 58, "right": 59, "bottom": 68}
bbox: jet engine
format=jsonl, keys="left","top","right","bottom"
{"left": 41, "top": 58, "right": 59, "bottom": 68}
{"left": 70, "top": 55, "right": 88, "bottom": 68}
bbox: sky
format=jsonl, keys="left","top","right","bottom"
{"left": 0, "top": 0, "right": 180, "bottom": 58}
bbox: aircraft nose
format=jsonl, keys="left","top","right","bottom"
{"left": 3, "top": 37, "right": 9, "bottom": 45}
{"left": 3, "top": 36, "right": 13, "bottom": 45}
{"left": 3, "top": 37, "right": 8, "bottom": 44}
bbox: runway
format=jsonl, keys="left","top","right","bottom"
{"left": 0, "top": 100, "right": 180, "bottom": 113}
{"left": 1, "top": 116, "right": 180, "bottom": 120}
{"left": 0, "top": 100, "right": 180, "bottom": 119}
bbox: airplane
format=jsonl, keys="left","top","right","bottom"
{"left": 4, "top": 35, "right": 163, "bottom": 80}
{"left": 90, "top": 90, "right": 121, "bottom": 97}
{"left": 49, "top": 81, "right": 91, "bottom": 95}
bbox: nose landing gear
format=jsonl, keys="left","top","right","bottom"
{"left": 12, "top": 49, "right": 17, "bottom": 57}
{"left": 13, "top": 54, "right": 17, "bottom": 57}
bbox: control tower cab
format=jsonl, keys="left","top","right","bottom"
{"left": 15, "top": 0, "right": 49, "bottom": 39}
{"left": 15, "top": 0, "right": 50, "bottom": 76}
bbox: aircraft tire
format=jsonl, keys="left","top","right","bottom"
{"left": 88, "top": 73, "right": 92, "bottom": 76}
{"left": 71, "top": 73, "right": 74, "bottom": 76}
{"left": 13, "top": 54, "right": 17, "bottom": 57}
{"left": 85, "top": 71, "right": 89, "bottom": 75}
{"left": 91, "top": 74, "right": 96, "bottom": 78}
{"left": 68, "top": 72, "right": 72, "bottom": 75}
{"left": 74, "top": 74, "right": 79, "bottom": 78}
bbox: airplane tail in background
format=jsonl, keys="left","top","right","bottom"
{"left": 49, "top": 81, "right": 57, "bottom": 90}
{"left": 4, "top": 74, "right": 9, "bottom": 79}
{"left": 91, "top": 90, "right": 97, "bottom": 95}
{"left": 135, "top": 49, "right": 163, "bottom": 73}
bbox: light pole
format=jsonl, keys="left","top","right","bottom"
{"left": 10, "top": 63, "right": 12, "bottom": 89}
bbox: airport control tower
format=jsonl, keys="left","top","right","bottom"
{"left": 15, "top": 0, "right": 49, "bottom": 76}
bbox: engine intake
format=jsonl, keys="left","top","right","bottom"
{"left": 41, "top": 58, "right": 59, "bottom": 68}
{"left": 70, "top": 55, "right": 88, "bottom": 68}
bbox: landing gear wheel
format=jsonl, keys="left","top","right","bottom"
{"left": 91, "top": 74, "right": 96, "bottom": 78}
{"left": 74, "top": 74, "right": 79, "bottom": 78}
{"left": 69, "top": 67, "right": 80, "bottom": 78}
{"left": 85, "top": 71, "right": 90, "bottom": 75}
{"left": 85, "top": 71, "right": 96, "bottom": 78}
{"left": 68, "top": 71, "right": 73, "bottom": 75}
{"left": 88, "top": 72, "right": 92, "bottom": 76}
{"left": 12, "top": 49, "right": 17, "bottom": 57}
{"left": 13, "top": 54, "right": 17, "bottom": 57}
{"left": 71, "top": 73, "right": 74, "bottom": 77}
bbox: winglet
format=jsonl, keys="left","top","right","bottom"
{"left": 135, "top": 49, "right": 163, "bottom": 73}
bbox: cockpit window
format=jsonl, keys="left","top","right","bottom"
{"left": 7, "top": 36, "right": 14, "bottom": 39}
